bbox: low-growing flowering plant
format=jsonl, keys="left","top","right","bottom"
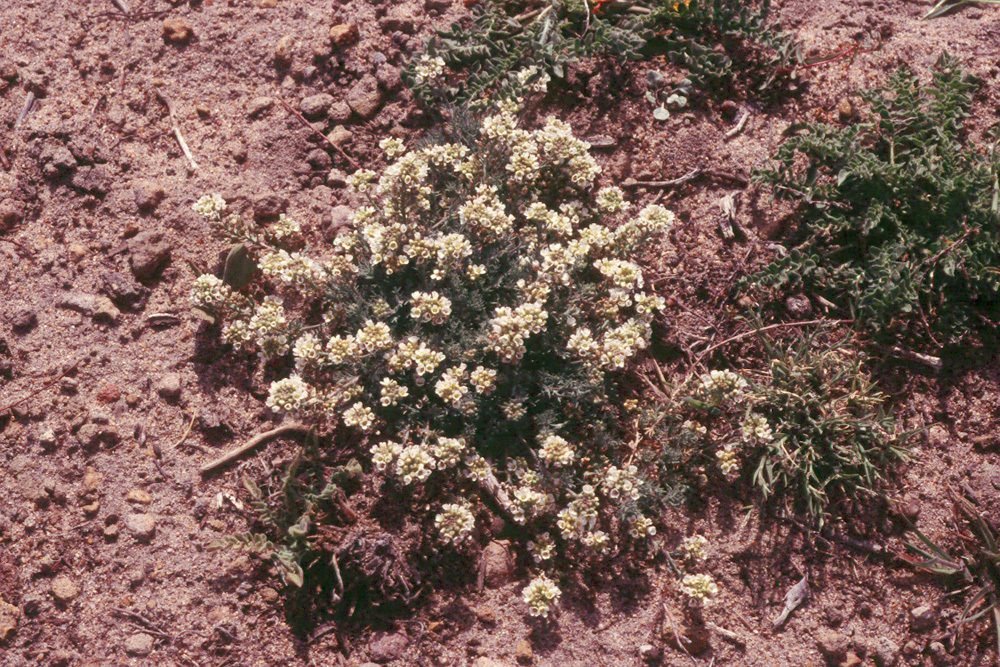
{"left": 191, "top": 84, "right": 672, "bottom": 592}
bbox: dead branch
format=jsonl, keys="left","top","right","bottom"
{"left": 696, "top": 319, "right": 853, "bottom": 361}
{"left": 276, "top": 97, "right": 361, "bottom": 171}
{"left": 199, "top": 423, "right": 309, "bottom": 475}
{"left": 723, "top": 108, "right": 750, "bottom": 141}
{"left": 0, "top": 358, "right": 83, "bottom": 415}
{"left": 623, "top": 168, "right": 702, "bottom": 189}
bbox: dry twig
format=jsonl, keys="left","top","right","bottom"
{"left": 154, "top": 89, "right": 199, "bottom": 171}
{"left": 0, "top": 358, "right": 83, "bottom": 415}
{"left": 623, "top": 168, "right": 702, "bottom": 189}
{"left": 276, "top": 97, "right": 361, "bottom": 171}
{"left": 199, "top": 423, "right": 308, "bottom": 475}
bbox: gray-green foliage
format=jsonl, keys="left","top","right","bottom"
{"left": 750, "top": 54, "right": 1000, "bottom": 349}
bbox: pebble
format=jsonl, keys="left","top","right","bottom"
{"left": 816, "top": 629, "right": 850, "bottom": 665}
{"left": 274, "top": 35, "right": 295, "bottom": 68}
{"left": 474, "top": 605, "right": 497, "bottom": 625}
{"left": 471, "top": 659, "right": 505, "bottom": 667}
{"left": 928, "top": 641, "right": 950, "bottom": 666}
{"left": 79, "top": 467, "right": 104, "bottom": 497}
{"left": 514, "top": 639, "right": 533, "bottom": 663}
{"left": 59, "top": 293, "right": 120, "bottom": 323}
{"left": 329, "top": 23, "right": 359, "bottom": 49}
{"left": 127, "top": 489, "right": 153, "bottom": 505}
{"left": 50, "top": 575, "right": 79, "bottom": 603}
{"left": 39, "top": 428, "right": 57, "bottom": 449}
{"left": 68, "top": 243, "right": 87, "bottom": 263}
{"left": 247, "top": 96, "right": 274, "bottom": 118}
{"left": 375, "top": 64, "right": 402, "bottom": 93}
{"left": 133, "top": 180, "right": 166, "bottom": 212}
{"left": 82, "top": 501, "right": 100, "bottom": 517}
{"left": 838, "top": 97, "right": 856, "bottom": 123}
{"left": 368, "top": 631, "right": 407, "bottom": 663}
{"left": 327, "top": 169, "right": 348, "bottom": 189}
{"left": 128, "top": 231, "right": 172, "bottom": 281}
{"left": 10, "top": 309, "right": 37, "bottom": 334}
{"left": 260, "top": 587, "right": 280, "bottom": 603}
{"left": 156, "top": 373, "right": 182, "bottom": 399}
{"left": 259, "top": 0, "right": 278, "bottom": 6}
{"left": 0, "top": 198, "right": 25, "bottom": 231}
{"left": 328, "top": 101, "right": 352, "bottom": 124}
{"left": 94, "top": 382, "right": 122, "bottom": 404}
{"left": 162, "top": 17, "right": 193, "bottom": 43}
{"left": 481, "top": 541, "right": 515, "bottom": 588}
{"left": 346, "top": 75, "right": 383, "bottom": 120}
{"left": 871, "top": 637, "right": 899, "bottom": 667}
{"left": 124, "top": 632, "right": 154, "bottom": 657}
{"left": 41, "top": 145, "right": 77, "bottom": 177}
{"left": 125, "top": 513, "right": 156, "bottom": 542}
{"left": 0, "top": 599, "right": 19, "bottom": 642}
{"left": 103, "top": 523, "right": 119, "bottom": 539}
{"left": 379, "top": 7, "right": 420, "bottom": 34}
{"left": 306, "top": 148, "right": 333, "bottom": 171}
{"left": 910, "top": 605, "right": 937, "bottom": 632}
{"left": 300, "top": 93, "right": 334, "bottom": 120}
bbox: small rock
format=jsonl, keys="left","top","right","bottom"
{"left": 133, "top": 180, "right": 166, "bottom": 212}
{"left": 300, "top": 93, "right": 334, "bottom": 120}
{"left": 785, "top": 293, "right": 812, "bottom": 317}
{"left": 368, "top": 631, "right": 407, "bottom": 663}
{"left": 156, "top": 373, "right": 182, "bottom": 399}
{"left": 79, "top": 467, "right": 104, "bottom": 497}
{"left": 82, "top": 501, "right": 100, "bottom": 517}
{"left": 327, "top": 125, "right": 353, "bottom": 146}
{"left": 124, "top": 632, "right": 154, "bottom": 657}
{"left": 839, "top": 651, "right": 862, "bottom": 667}
{"left": 638, "top": 643, "right": 663, "bottom": 664}
{"left": 260, "top": 587, "right": 280, "bottom": 603}
{"left": 514, "top": 639, "right": 532, "bottom": 663}
{"left": 10, "top": 309, "right": 37, "bottom": 334}
{"left": 379, "top": 7, "right": 420, "bottom": 34}
{"left": 59, "top": 293, "right": 120, "bottom": 323}
{"left": 259, "top": 0, "right": 278, "bottom": 6}
{"left": 471, "top": 660, "right": 505, "bottom": 667}
{"left": 327, "top": 169, "right": 348, "bottom": 189}
{"left": 481, "top": 541, "right": 515, "bottom": 588}
{"left": 103, "top": 523, "right": 119, "bottom": 539}
{"left": 902, "top": 641, "right": 921, "bottom": 658}
{"left": 94, "top": 382, "right": 122, "bottom": 404}
{"left": 425, "top": 0, "right": 451, "bottom": 9}
{"left": 253, "top": 193, "right": 289, "bottom": 221}
{"left": 247, "top": 96, "right": 274, "bottom": 119}
{"left": 346, "top": 75, "right": 383, "bottom": 120}
{"left": 928, "top": 641, "right": 950, "bottom": 666}
{"left": 719, "top": 100, "right": 740, "bottom": 121}
{"left": 274, "top": 35, "right": 295, "bottom": 68}
{"left": 42, "top": 145, "right": 77, "bottom": 177}
{"left": 49, "top": 650, "right": 77, "bottom": 667}
{"left": 128, "top": 231, "right": 172, "bottom": 281}
{"left": 816, "top": 629, "right": 850, "bottom": 666}
{"left": 68, "top": 243, "right": 87, "bottom": 263}
{"left": 475, "top": 605, "right": 497, "bottom": 625}
{"left": 101, "top": 271, "right": 147, "bottom": 310}
{"left": 77, "top": 422, "right": 121, "bottom": 449}
{"left": 162, "top": 17, "right": 193, "bottom": 44}
{"left": 51, "top": 575, "right": 79, "bottom": 603}
{"left": 127, "top": 489, "right": 153, "bottom": 505}
{"left": 70, "top": 165, "right": 112, "bottom": 196}
{"left": 39, "top": 428, "right": 57, "bottom": 449}
{"left": 871, "top": 637, "right": 899, "bottom": 667}
{"left": 125, "top": 514, "right": 156, "bottom": 541}
{"left": 0, "top": 599, "right": 19, "bottom": 643}
{"left": 0, "top": 59, "right": 18, "bottom": 82}
{"left": 838, "top": 98, "right": 856, "bottom": 123}
{"left": 910, "top": 605, "right": 937, "bottom": 633}
{"left": 329, "top": 23, "right": 359, "bottom": 49}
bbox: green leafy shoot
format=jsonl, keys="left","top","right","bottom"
{"left": 922, "top": 0, "right": 1000, "bottom": 20}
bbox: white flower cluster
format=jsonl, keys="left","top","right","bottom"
{"left": 595, "top": 258, "right": 644, "bottom": 290}
{"left": 432, "top": 436, "right": 466, "bottom": 468}
{"left": 511, "top": 486, "right": 556, "bottom": 524}
{"left": 270, "top": 213, "right": 301, "bottom": 240}
{"left": 681, "top": 535, "right": 709, "bottom": 563}
{"left": 629, "top": 514, "right": 656, "bottom": 538}
{"left": 292, "top": 333, "right": 323, "bottom": 372}
{"left": 388, "top": 338, "right": 446, "bottom": 377}
{"left": 522, "top": 574, "right": 561, "bottom": 618}
{"left": 556, "top": 485, "right": 600, "bottom": 539}
{"left": 266, "top": 375, "right": 314, "bottom": 416}
{"left": 515, "top": 66, "right": 551, "bottom": 94}
{"left": 488, "top": 302, "right": 548, "bottom": 362}
{"left": 411, "top": 291, "right": 453, "bottom": 325}
{"left": 413, "top": 54, "right": 446, "bottom": 85}
{"left": 190, "top": 274, "right": 234, "bottom": 310}
{"left": 459, "top": 185, "right": 515, "bottom": 238}
{"left": 469, "top": 366, "right": 497, "bottom": 395}
{"left": 259, "top": 250, "right": 328, "bottom": 289}
{"left": 528, "top": 533, "right": 556, "bottom": 563}
{"left": 371, "top": 440, "right": 402, "bottom": 471}
{"left": 602, "top": 465, "right": 641, "bottom": 502}
{"left": 595, "top": 186, "right": 630, "bottom": 214}
{"left": 680, "top": 573, "right": 719, "bottom": 606}
{"left": 247, "top": 298, "right": 291, "bottom": 360}
{"left": 379, "top": 378, "right": 409, "bottom": 407}
{"left": 435, "top": 503, "right": 476, "bottom": 545}
{"left": 696, "top": 370, "right": 749, "bottom": 404}
{"left": 435, "top": 365, "right": 469, "bottom": 408}
{"left": 342, "top": 402, "right": 376, "bottom": 431}
{"left": 192, "top": 193, "right": 226, "bottom": 220}
{"left": 741, "top": 413, "right": 773, "bottom": 445}
{"left": 716, "top": 444, "right": 740, "bottom": 476}
{"left": 396, "top": 444, "right": 435, "bottom": 485}
{"left": 616, "top": 203, "right": 676, "bottom": 245}
{"left": 379, "top": 137, "right": 406, "bottom": 160}
{"left": 538, "top": 435, "right": 575, "bottom": 467}
{"left": 355, "top": 320, "right": 394, "bottom": 353}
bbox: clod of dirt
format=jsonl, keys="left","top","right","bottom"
{"left": 346, "top": 75, "right": 384, "bottom": 120}
{"left": 480, "top": 541, "right": 514, "bottom": 589}
{"left": 0, "top": 199, "right": 25, "bottom": 232}
{"left": 50, "top": 575, "right": 79, "bottom": 604}
{"left": 375, "top": 64, "right": 402, "bottom": 93}
{"left": 379, "top": 6, "right": 421, "bottom": 34}
{"left": 10, "top": 309, "right": 36, "bottom": 334}
{"left": 0, "top": 600, "right": 19, "bottom": 643}
{"left": 871, "top": 637, "right": 900, "bottom": 667}
{"left": 124, "top": 632, "right": 154, "bottom": 657}
{"left": 514, "top": 638, "right": 533, "bottom": 663}
{"left": 329, "top": 24, "right": 359, "bottom": 50}
{"left": 816, "top": 629, "right": 850, "bottom": 665}
{"left": 909, "top": 605, "right": 937, "bottom": 633}
{"left": 59, "top": 293, "right": 120, "bottom": 323}
{"left": 127, "top": 489, "right": 153, "bottom": 505}
{"left": 133, "top": 180, "right": 166, "bottom": 213}
{"left": 472, "top": 659, "right": 505, "bottom": 667}
{"left": 162, "top": 17, "right": 194, "bottom": 44}
{"left": 253, "top": 194, "right": 289, "bottom": 222}
{"left": 128, "top": 231, "right": 172, "bottom": 282}
{"left": 663, "top": 609, "right": 710, "bottom": 655}
{"left": 326, "top": 125, "right": 352, "bottom": 146}
{"left": 928, "top": 641, "right": 950, "bottom": 667}
{"left": 247, "top": 97, "right": 275, "bottom": 119}
{"left": 474, "top": 605, "right": 497, "bottom": 625}
{"left": 40, "top": 145, "right": 76, "bottom": 178}
{"left": 368, "top": 631, "right": 408, "bottom": 663}
{"left": 300, "top": 93, "right": 334, "bottom": 120}
{"left": 70, "top": 165, "right": 112, "bottom": 196}
{"left": 101, "top": 271, "right": 147, "bottom": 311}
{"left": 125, "top": 513, "right": 156, "bottom": 542}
